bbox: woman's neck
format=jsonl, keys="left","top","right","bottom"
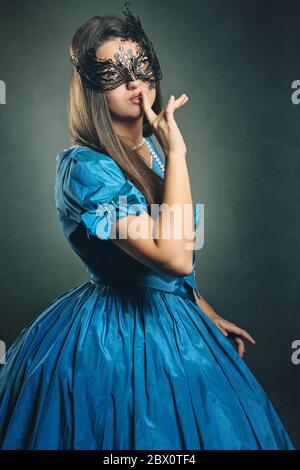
{"left": 112, "top": 115, "right": 144, "bottom": 147}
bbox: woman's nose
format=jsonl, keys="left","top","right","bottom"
{"left": 126, "top": 77, "right": 143, "bottom": 89}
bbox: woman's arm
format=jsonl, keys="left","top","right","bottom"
{"left": 111, "top": 93, "right": 195, "bottom": 276}
{"left": 192, "top": 289, "right": 220, "bottom": 319}
{"left": 113, "top": 149, "right": 194, "bottom": 277}
{"left": 192, "top": 288, "right": 256, "bottom": 358}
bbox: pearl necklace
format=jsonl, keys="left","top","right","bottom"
{"left": 131, "top": 137, "right": 165, "bottom": 173}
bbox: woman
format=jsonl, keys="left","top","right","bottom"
{"left": 0, "top": 3, "right": 295, "bottom": 450}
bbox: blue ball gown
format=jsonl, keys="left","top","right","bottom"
{"left": 0, "top": 137, "right": 295, "bottom": 450}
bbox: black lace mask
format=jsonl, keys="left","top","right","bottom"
{"left": 70, "top": 2, "right": 163, "bottom": 93}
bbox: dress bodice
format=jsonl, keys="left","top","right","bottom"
{"left": 55, "top": 136, "right": 201, "bottom": 301}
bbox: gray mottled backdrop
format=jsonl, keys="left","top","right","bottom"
{"left": 0, "top": 0, "right": 299, "bottom": 448}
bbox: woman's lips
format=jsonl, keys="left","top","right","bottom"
{"left": 129, "top": 93, "right": 142, "bottom": 104}
{"left": 129, "top": 96, "right": 141, "bottom": 104}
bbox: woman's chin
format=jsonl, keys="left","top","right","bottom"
{"left": 126, "top": 107, "right": 144, "bottom": 118}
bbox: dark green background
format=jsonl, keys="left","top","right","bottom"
{"left": 0, "top": 0, "right": 299, "bottom": 448}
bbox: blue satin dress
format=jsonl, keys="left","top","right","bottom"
{"left": 0, "top": 137, "right": 295, "bottom": 450}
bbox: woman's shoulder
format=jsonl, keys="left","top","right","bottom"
{"left": 70, "top": 145, "right": 110, "bottom": 161}
{"left": 59, "top": 145, "right": 117, "bottom": 164}
{"left": 56, "top": 145, "right": 126, "bottom": 180}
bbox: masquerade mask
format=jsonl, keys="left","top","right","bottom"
{"left": 69, "top": 1, "right": 163, "bottom": 92}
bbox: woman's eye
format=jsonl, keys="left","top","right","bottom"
{"left": 102, "top": 70, "right": 119, "bottom": 80}
{"left": 138, "top": 59, "right": 148, "bottom": 69}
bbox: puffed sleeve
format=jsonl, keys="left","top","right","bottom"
{"left": 62, "top": 149, "right": 149, "bottom": 240}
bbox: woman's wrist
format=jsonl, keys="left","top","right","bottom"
{"left": 164, "top": 150, "right": 187, "bottom": 161}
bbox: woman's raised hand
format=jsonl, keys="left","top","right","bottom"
{"left": 139, "top": 91, "right": 189, "bottom": 157}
